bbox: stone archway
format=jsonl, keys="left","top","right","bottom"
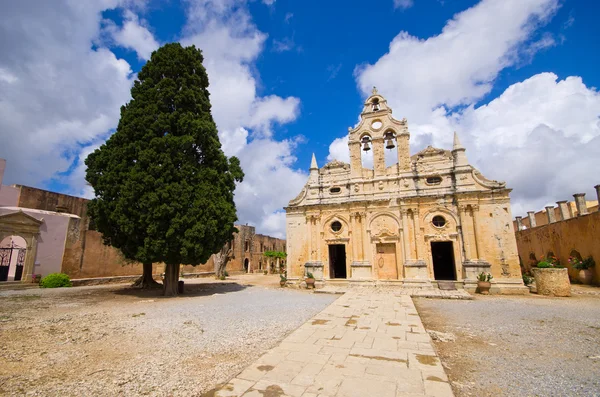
{"left": 0, "top": 211, "right": 42, "bottom": 283}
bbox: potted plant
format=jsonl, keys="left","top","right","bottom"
{"left": 532, "top": 256, "right": 570, "bottom": 296}
{"left": 569, "top": 255, "right": 595, "bottom": 285}
{"left": 31, "top": 274, "right": 42, "bottom": 284}
{"left": 279, "top": 273, "right": 287, "bottom": 287}
{"left": 476, "top": 272, "right": 493, "bottom": 295}
{"left": 305, "top": 272, "right": 315, "bottom": 289}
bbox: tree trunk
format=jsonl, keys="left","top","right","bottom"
{"left": 131, "top": 262, "right": 161, "bottom": 289}
{"left": 163, "top": 263, "right": 180, "bottom": 296}
{"left": 214, "top": 245, "right": 233, "bottom": 279}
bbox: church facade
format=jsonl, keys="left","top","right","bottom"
{"left": 285, "top": 89, "right": 527, "bottom": 294}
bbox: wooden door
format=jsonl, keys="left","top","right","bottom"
{"left": 375, "top": 243, "right": 398, "bottom": 279}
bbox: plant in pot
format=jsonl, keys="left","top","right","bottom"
{"left": 476, "top": 272, "right": 493, "bottom": 295}
{"left": 532, "top": 256, "right": 570, "bottom": 297}
{"left": 305, "top": 272, "right": 315, "bottom": 289}
{"left": 569, "top": 255, "right": 595, "bottom": 285}
{"left": 279, "top": 273, "right": 287, "bottom": 287}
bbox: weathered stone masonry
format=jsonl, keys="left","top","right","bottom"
{"left": 285, "top": 89, "right": 527, "bottom": 294}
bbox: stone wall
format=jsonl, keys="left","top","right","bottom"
{"left": 515, "top": 207, "right": 600, "bottom": 285}
{"left": 226, "top": 224, "right": 286, "bottom": 274}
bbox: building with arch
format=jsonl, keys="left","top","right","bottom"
{"left": 285, "top": 88, "right": 526, "bottom": 293}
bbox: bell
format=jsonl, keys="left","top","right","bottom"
{"left": 362, "top": 142, "right": 371, "bottom": 151}
{"left": 385, "top": 138, "right": 395, "bottom": 149}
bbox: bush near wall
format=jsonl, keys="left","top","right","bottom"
{"left": 40, "top": 273, "right": 72, "bottom": 288}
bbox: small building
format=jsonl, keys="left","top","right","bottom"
{"left": 285, "top": 89, "right": 526, "bottom": 293}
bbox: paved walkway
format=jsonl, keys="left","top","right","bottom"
{"left": 315, "top": 286, "right": 473, "bottom": 300}
{"left": 205, "top": 291, "right": 453, "bottom": 397}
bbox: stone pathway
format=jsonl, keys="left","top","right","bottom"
{"left": 205, "top": 291, "right": 453, "bottom": 397}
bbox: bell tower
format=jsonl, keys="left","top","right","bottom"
{"left": 348, "top": 87, "right": 411, "bottom": 177}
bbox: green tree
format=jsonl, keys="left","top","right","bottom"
{"left": 85, "top": 43, "right": 244, "bottom": 296}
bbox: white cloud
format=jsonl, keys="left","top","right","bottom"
{"left": 181, "top": 0, "right": 305, "bottom": 237}
{"left": 103, "top": 10, "right": 160, "bottom": 60}
{"left": 356, "top": 0, "right": 560, "bottom": 123}
{"left": 394, "top": 0, "right": 414, "bottom": 10}
{"left": 330, "top": 0, "right": 600, "bottom": 219}
{"left": 0, "top": 0, "right": 138, "bottom": 194}
{"left": 262, "top": 0, "right": 276, "bottom": 5}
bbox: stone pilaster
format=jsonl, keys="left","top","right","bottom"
{"left": 397, "top": 133, "right": 411, "bottom": 172}
{"left": 515, "top": 216, "right": 523, "bottom": 231}
{"left": 471, "top": 205, "right": 481, "bottom": 260}
{"left": 527, "top": 211, "right": 537, "bottom": 228}
{"left": 458, "top": 205, "right": 471, "bottom": 260}
{"left": 373, "top": 137, "right": 385, "bottom": 177}
{"left": 573, "top": 193, "right": 588, "bottom": 216}
{"left": 557, "top": 201, "right": 570, "bottom": 221}
{"left": 545, "top": 206, "right": 556, "bottom": 224}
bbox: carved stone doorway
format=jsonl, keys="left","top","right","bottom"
{"left": 375, "top": 243, "right": 397, "bottom": 280}
{"left": 431, "top": 241, "right": 456, "bottom": 280}
{"left": 328, "top": 244, "right": 346, "bottom": 279}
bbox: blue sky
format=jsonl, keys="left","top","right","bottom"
{"left": 1, "top": 0, "right": 599, "bottom": 238}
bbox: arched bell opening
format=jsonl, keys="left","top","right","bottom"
{"left": 383, "top": 129, "right": 398, "bottom": 167}
{"left": 360, "top": 134, "right": 374, "bottom": 169}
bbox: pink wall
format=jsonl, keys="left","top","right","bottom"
{"left": 0, "top": 208, "right": 73, "bottom": 277}
{"left": 0, "top": 185, "right": 20, "bottom": 207}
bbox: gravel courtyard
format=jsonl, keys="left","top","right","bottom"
{"left": 414, "top": 292, "right": 600, "bottom": 397}
{"left": 0, "top": 275, "right": 337, "bottom": 396}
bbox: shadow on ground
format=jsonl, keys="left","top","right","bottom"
{"left": 112, "top": 281, "right": 248, "bottom": 299}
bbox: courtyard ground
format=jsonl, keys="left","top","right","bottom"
{"left": 0, "top": 274, "right": 337, "bottom": 396}
{"left": 414, "top": 290, "right": 600, "bottom": 397}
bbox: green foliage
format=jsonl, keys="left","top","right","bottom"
{"left": 280, "top": 273, "right": 287, "bottom": 282}
{"left": 522, "top": 274, "right": 534, "bottom": 286}
{"left": 224, "top": 270, "right": 229, "bottom": 277}
{"left": 569, "top": 255, "right": 595, "bottom": 270}
{"left": 264, "top": 250, "right": 287, "bottom": 259}
{"left": 306, "top": 272, "right": 315, "bottom": 279}
{"left": 40, "top": 273, "right": 72, "bottom": 288}
{"left": 85, "top": 43, "right": 244, "bottom": 278}
{"left": 477, "top": 272, "right": 493, "bottom": 282}
{"left": 537, "top": 261, "right": 553, "bottom": 268}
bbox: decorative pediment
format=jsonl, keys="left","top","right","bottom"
{"left": 371, "top": 227, "right": 399, "bottom": 241}
{"left": 0, "top": 210, "right": 43, "bottom": 226}
{"left": 322, "top": 160, "right": 350, "bottom": 170}
{"left": 414, "top": 146, "right": 452, "bottom": 159}
{"left": 0, "top": 210, "right": 43, "bottom": 234}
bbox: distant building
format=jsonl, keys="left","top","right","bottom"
{"left": 0, "top": 158, "right": 284, "bottom": 282}
{"left": 285, "top": 89, "right": 526, "bottom": 293}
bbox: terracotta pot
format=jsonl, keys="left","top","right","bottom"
{"left": 578, "top": 269, "right": 593, "bottom": 285}
{"left": 280, "top": 280, "right": 286, "bottom": 287}
{"left": 305, "top": 278, "right": 315, "bottom": 289}
{"left": 477, "top": 281, "right": 491, "bottom": 295}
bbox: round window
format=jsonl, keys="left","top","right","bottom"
{"left": 432, "top": 215, "right": 446, "bottom": 228}
{"left": 371, "top": 120, "right": 382, "bottom": 130}
{"left": 331, "top": 221, "right": 342, "bottom": 232}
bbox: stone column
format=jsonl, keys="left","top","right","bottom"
{"left": 557, "top": 201, "right": 570, "bottom": 221}
{"left": 458, "top": 206, "right": 471, "bottom": 260}
{"left": 397, "top": 133, "right": 411, "bottom": 172}
{"left": 595, "top": 185, "right": 600, "bottom": 210}
{"left": 373, "top": 137, "right": 385, "bottom": 177}
{"left": 471, "top": 205, "right": 481, "bottom": 260}
{"left": 350, "top": 213, "right": 358, "bottom": 262}
{"left": 360, "top": 213, "right": 369, "bottom": 261}
{"left": 412, "top": 209, "right": 422, "bottom": 260}
{"left": 307, "top": 216, "right": 313, "bottom": 260}
{"left": 545, "top": 206, "right": 556, "bottom": 224}
{"left": 400, "top": 210, "right": 411, "bottom": 261}
{"left": 527, "top": 211, "right": 537, "bottom": 228}
{"left": 515, "top": 216, "right": 523, "bottom": 231}
{"left": 573, "top": 193, "right": 588, "bottom": 216}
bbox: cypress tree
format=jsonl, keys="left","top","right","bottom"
{"left": 85, "top": 43, "right": 243, "bottom": 296}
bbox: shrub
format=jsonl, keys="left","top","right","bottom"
{"left": 40, "top": 273, "right": 72, "bottom": 288}
{"left": 224, "top": 270, "right": 229, "bottom": 277}
{"left": 537, "top": 261, "right": 553, "bottom": 268}
{"left": 522, "top": 274, "right": 534, "bottom": 286}
{"left": 280, "top": 273, "right": 287, "bottom": 282}
{"left": 569, "top": 256, "right": 595, "bottom": 270}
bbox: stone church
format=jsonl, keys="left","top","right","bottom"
{"left": 285, "top": 89, "right": 526, "bottom": 294}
